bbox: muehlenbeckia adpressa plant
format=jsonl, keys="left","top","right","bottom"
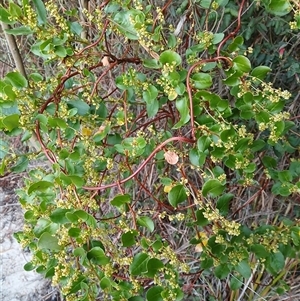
{"left": 0, "top": 0, "right": 300, "bottom": 300}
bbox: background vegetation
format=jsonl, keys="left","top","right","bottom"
{"left": 0, "top": 0, "right": 300, "bottom": 300}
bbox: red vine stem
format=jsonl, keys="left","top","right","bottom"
{"left": 187, "top": 56, "right": 232, "bottom": 140}
{"left": 83, "top": 136, "right": 196, "bottom": 191}
{"left": 217, "top": 0, "right": 247, "bottom": 56}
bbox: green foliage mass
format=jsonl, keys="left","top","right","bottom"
{"left": 0, "top": 0, "right": 300, "bottom": 300}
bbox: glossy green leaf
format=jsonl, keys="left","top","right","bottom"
{"left": 189, "top": 149, "right": 206, "bottom": 167}
{"left": 212, "top": 33, "right": 224, "bottom": 44}
{"left": 143, "top": 85, "right": 159, "bottom": 117}
{"left": 121, "top": 231, "right": 138, "bottom": 247}
{"left": 159, "top": 50, "right": 182, "bottom": 66}
{"left": 214, "top": 263, "right": 231, "bottom": 279}
{"left": 5, "top": 26, "right": 33, "bottom": 35}
{"left": 146, "top": 286, "right": 163, "bottom": 301}
{"left": 2, "top": 114, "right": 19, "bottom": 132}
{"left": 54, "top": 45, "right": 67, "bottom": 57}
{"left": 68, "top": 227, "right": 81, "bottom": 237}
{"left": 143, "top": 59, "right": 161, "bottom": 69}
{"left": 87, "top": 247, "right": 110, "bottom": 265}
{"left": 5, "top": 72, "right": 28, "bottom": 88}
{"left": 0, "top": 7, "right": 15, "bottom": 24}
{"left": 236, "top": 260, "right": 251, "bottom": 279}
{"left": 228, "top": 36, "right": 244, "bottom": 52}
{"left": 216, "top": 193, "right": 233, "bottom": 216}
{"left": 173, "top": 97, "right": 190, "bottom": 129}
{"left": 278, "top": 170, "right": 293, "bottom": 182}
{"left": 264, "top": 0, "right": 292, "bottom": 16}
{"left": 100, "top": 277, "right": 111, "bottom": 290}
{"left": 111, "top": 194, "right": 131, "bottom": 207}
{"left": 262, "top": 156, "right": 277, "bottom": 168}
{"left": 28, "top": 181, "right": 54, "bottom": 194}
{"left": 24, "top": 262, "right": 35, "bottom": 271}
{"left": 67, "top": 99, "right": 90, "bottom": 116}
{"left": 230, "top": 276, "right": 243, "bottom": 290}
{"left": 197, "top": 136, "right": 211, "bottom": 152}
{"left": 251, "top": 66, "right": 271, "bottom": 80}
{"left": 196, "top": 209, "right": 209, "bottom": 226}
{"left": 137, "top": 216, "right": 154, "bottom": 232}
{"left": 129, "top": 253, "right": 150, "bottom": 276}
{"left": 233, "top": 55, "right": 251, "bottom": 73}
{"left": 146, "top": 258, "right": 164, "bottom": 277}
{"left": 192, "top": 73, "right": 212, "bottom": 89}
{"left": 168, "top": 184, "right": 187, "bottom": 207}
{"left": 266, "top": 251, "right": 285, "bottom": 275}
{"left": 50, "top": 208, "right": 71, "bottom": 224}
{"left": 38, "top": 232, "right": 61, "bottom": 250}
{"left": 32, "top": 0, "right": 47, "bottom": 25}
{"left": 202, "top": 179, "right": 225, "bottom": 197}
{"left": 250, "top": 244, "right": 269, "bottom": 258}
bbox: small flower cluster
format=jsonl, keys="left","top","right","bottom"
{"left": 203, "top": 204, "right": 241, "bottom": 236}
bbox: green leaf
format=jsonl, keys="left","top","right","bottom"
{"left": 202, "top": 179, "right": 225, "bottom": 197}
{"left": 250, "top": 244, "right": 269, "bottom": 259}
{"left": 143, "top": 59, "right": 161, "bottom": 69}
{"left": 33, "top": 218, "right": 55, "bottom": 237}
{"left": 111, "top": 194, "right": 131, "bottom": 207}
{"left": 87, "top": 247, "right": 110, "bottom": 265}
{"left": 266, "top": 251, "right": 285, "bottom": 275}
{"left": 143, "top": 85, "right": 159, "bottom": 117}
{"left": 67, "top": 99, "right": 90, "bottom": 115}
{"left": 5, "top": 26, "right": 33, "bottom": 35}
{"left": 54, "top": 45, "right": 67, "bottom": 57}
{"left": 11, "top": 155, "right": 28, "bottom": 173}
{"left": 192, "top": 73, "right": 212, "bottom": 89}
{"left": 50, "top": 208, "right": 71, "bottom": 224}
{"left": 262, "top": 156, "right": 277, "bottom": 168}
{"left": 216, "top": 193, "right": 233, "bottom": 216}
{"left": 146, "top": 258, "right": 164, "bottom": 277}
{"left": 236, "top": 260, "right": 251, "bottom": 279}
{"left": 38, "top": 232, "right": 61, "bottom": 250}
{"left": 197, "top": 136, "right": 211, "bottom": 152}
{"left": 28, "top": 181, "right": 54, "bottom": 194}
{"left": 0, "top": 7, "right": 15, "bottom": 24}
{"left": 168, "top": 184, "right": 187, "bottom": 207}
{"left": 29, "top": 72, "right": 43, "bottom": 82}
{"left": 68, "top": 227, "right": 81, "bottom": 237}
{"left": 212, "top": 33, "right": 224, "bottom": 44}
{"left": 233, "top": 55, "right": 251, "bottom": 73}
{"left": 2, "top": 114, "right": 19, "bottom": 131}
{"left": 214, "top": 263, "right": 231, "bottom": 279}
{"left": 264, "top": 0, "right": 292, "bottom": 16}
{"left": 189, "top": 149, "right": 206, "bottom": 167}
{"left": 278, "top": 170, "right": 293, "bottom": 182}
{"left": 159, "top": 50, "right": 182, "bottom": 66}
{"left": 5, "top": 72, "right": 28, "bottom": 88}
{"left": 251, "top": 66, "right": 271, "bottom": 80}
{"left": 230, "top": 276, "right": 243, "bottom": 290}
{"left": 196, "top": 209, "right": 209, "bottom": 226}
{"left": 100, "top": 277, "right": 111, "bottom": 290}
{"left": 173, "top": 97, "right": 190, "bottom": 129}
{"left": 129, "top": 253, "right": 150, "bottom": 276}
{"left": 146, "top": 286, "right": 163, "bottom": 301}
{"left": 24, "top": 262, "right": 35, "bottom": 271}
{"left": 137, "top": 216, "right": 155, "bottom": 232}
{"left": 32, "top": 0, "right": 47, "bottom": 25}
{"left": 69, "top": 21, "right": 83, "bottom": 36}
{"left": 227, "top": 36, "right": 244, "bottom": 52}
{"left": 121, "top": 231, "right": 138, "bottom": 247}
{"left": 129, "top": 297, "right": 144, "bottom": 301}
